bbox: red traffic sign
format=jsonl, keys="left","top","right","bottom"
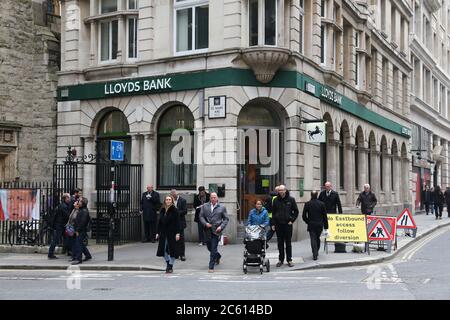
{"left": 397, "top": 208, "right": 417, "bottom": 229}
{"left": 368, "top": 219, "right": 391, "bottom": 241}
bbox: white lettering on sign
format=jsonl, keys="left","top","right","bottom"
{"left": 321, "top": 87, "right": 342, "bottom": 105}
{"left": 104, "top": 78, "right": 172, "bottom": 95}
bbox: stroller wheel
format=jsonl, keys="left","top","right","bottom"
{"left": 260, "top": 267, "right": 264, "bottom": 274}
{"left": 265, "top": 259, "right": 270, "bottom": 272}
{"left": 243, "top": 261, "right": 247, "bottom": 274}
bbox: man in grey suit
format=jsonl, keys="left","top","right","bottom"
{"left": 199, "top": 192, "right": 229, "bottom": 273}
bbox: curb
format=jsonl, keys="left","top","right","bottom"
{"left": 291, "top": 220, "right": 450, "bottom": 271}
{"left": 0, "top": 264, "right": 164, "bottom": 272}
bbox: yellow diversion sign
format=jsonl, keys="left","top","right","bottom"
{"left": 327, "top": 214, "right": 368, "bottom": 242}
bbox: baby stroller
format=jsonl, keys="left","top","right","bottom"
{"left": 243, "top": 225, "right": 270, "bottom": 274}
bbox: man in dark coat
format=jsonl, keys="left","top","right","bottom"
{"left": 434, "top": 186, "right": 445, "bottom": 220}
{"left": 72, "top": 197, "right": 92, "bottom": 265}
{"left": 48, "top": 193, "right": 71, "bottom": 259}
{"left": 424, "top": 185, "right": 432, "bottom": 215}
{"left": 319, "top": 181, "right": 344, "bottom": 252}
{"left": 318, "top": 182, "right": 342, "bottom": 214}
{"left": 141, "top": 185, "right": 161, "bottom": 242}
{"left": 302, "top": 191, "right": 328, "bottom": 260}
{"left": 356, "top": 184, "right": 377, "bottom": 215}
{"left": 264, "top": 186, "right": 280, "bottom": 243}
{"left": 193, "top": 186, "right": 210, "bottom": 245}
{"left": 444, "top": 187, "right": 450, "bottom": 218}
{"left": 69, "top": 188, "right": 82, "bottom": 212}
{"left": 171, "top": 189, "right": 187, "bottom": 261}
{"left": 272, "top": 185, "right": 299, "bottom": 267}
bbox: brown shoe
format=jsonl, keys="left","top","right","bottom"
{"left": 208, "top": 269, "right": 214, "bottom": 273}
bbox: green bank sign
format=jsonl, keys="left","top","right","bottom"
{"left": 57, "top": 68, "right": 410, "bottom": 138}
{"left": 104, "top": 78, "right": 172, "bottom": 95}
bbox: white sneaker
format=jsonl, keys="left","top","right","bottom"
{"left": 198, "top": 242, "right": 204, "bottom": 246}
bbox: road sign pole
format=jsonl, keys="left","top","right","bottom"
{"left": 108, "top": 160, "right": 115, "bottom": 261}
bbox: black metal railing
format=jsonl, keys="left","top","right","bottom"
{"left": 0, "top": 181, "right": 54, "bottom": 246}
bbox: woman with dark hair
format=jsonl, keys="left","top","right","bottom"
{"left": 434, "top": 186, "right": 445, "bottom": 220}
{"left": 156, "top": 195, "right": 182, "bottom": 273}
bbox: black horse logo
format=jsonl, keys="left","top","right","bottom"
{"left": 308, "top": 126, "right": 324, "bottom": 140}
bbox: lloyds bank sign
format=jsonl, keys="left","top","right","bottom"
{"left": 104, "top": 78, "right": 172, "bottom": 95}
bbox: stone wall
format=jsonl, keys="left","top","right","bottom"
{"left": 0, "top": 0, "right": 59, "bottom": 182}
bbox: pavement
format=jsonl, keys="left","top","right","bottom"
{"left": 0, "top": 211, "right": 449, "bottom": 273}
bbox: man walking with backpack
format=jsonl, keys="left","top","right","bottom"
{"left": 48, "top": 193, "right": 71, "bottom": 259}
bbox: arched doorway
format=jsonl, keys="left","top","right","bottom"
{"left": 96, "top": 110, "right": 131, "bottom": 162}
{"left": 157, "top": 105, "right": 196, "bottom": 189}
{"left": 237, "top": 99, "right": 284, "bottom": 222}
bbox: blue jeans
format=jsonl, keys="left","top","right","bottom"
{"left": 164, "top": 239, "right": 175, "bottom": 266}
{"left": 73, "top": 232, "right": 92, "bottom": 262}
{"left": 48, "top": 224, "right": 64, "bottom": 257}
{"left": 206, "top": 233, "right": 221, "bottom": 270}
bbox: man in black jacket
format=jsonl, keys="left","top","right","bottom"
{"left": 272, "top": 185, "right": 299, "bottom": 267}
{"left": 141, "top": 185, "right": 161, "bottom": 242}
{"left": 319, "top": 181, "right": 344, "bottom": 252}
{"left": 72, "top": 197, "right": 92, "bottom": 265}
{"left": 356, "top": 184, "right": 377, "bottom": 215}
{"left": 302, "top": 191, "right": 328, "bottom": 260}
{"left": 424, "top": 185, "right": 432, "bottom": 215}
{"left": 444, "top": 187, "right": 450, "bottom": 218}
{"left": 171, "top": 189, "right": 187, "bottom": 261}
{"left": 48, "top": 193, "right": 71, "bottom": 259}
{"left": 318, "top": 182, "right": 342, "bottom": 214}
{"left": 193, "top": 186, "right": 210, "bottom": 246}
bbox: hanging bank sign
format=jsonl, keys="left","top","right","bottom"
{"left": 104, "top": 78, "right": 172, "bottom": 95}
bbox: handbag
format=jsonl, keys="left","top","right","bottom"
{"left": 65, "top": 224, "right": 75, "bottom": 237}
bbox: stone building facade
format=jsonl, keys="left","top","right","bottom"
{"left": 57, "top": 0, "right": 423, "bottom": 242}
{"left": 410, "top": 0, "right": 450, "bottom": 211}
{"left": 0, "top": 0, "right": 60, "bottom": 182}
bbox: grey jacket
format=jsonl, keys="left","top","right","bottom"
{"left": 199, "top": 202, "right": 229, "bottom": 235}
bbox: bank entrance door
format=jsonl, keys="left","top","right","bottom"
{"left": 237, "top": 101, "right": 283, "bottom": 223}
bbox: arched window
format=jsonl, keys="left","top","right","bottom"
{"left": 158, "top": 105, "right": 196, "bottom": 188}
{"left": 96, "top": 110, "right": 130, "bottom": 162}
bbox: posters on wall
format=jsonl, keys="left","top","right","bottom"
{"left": 0, "top": 189, "right": 40, "bottom": 221}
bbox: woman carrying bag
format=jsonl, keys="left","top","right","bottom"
{"left": 156, "top": 195, "right": 182, "bottom": 273}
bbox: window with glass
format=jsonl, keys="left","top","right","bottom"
{"left": 96, "top": 110, "right": 131, "bottom": 162}
{"left": 299, "top": 0, "right": 304, "bottom": 54}
{"left": 355, "top": 32, "right": 360, "bottom": 86}
{"left": 100, "top": 20, "right": 118, "bottom": 61}
{"left": 248, "top": 0, "right": 277, "bottom": 47}
{"left": 128, "top": 0, "right": 138, "bottom": 9}
{"left": 320, "top": 25, "right": 326, "bottom": 64}
{"left": 158, "top": 106, "right": 196, "bottom": 188}
{"left": 101, "top": 0, "right": 117, "bottom": 14}
{"left": 128, "top": 17, "right": 138, "bottom": 59}
{"left": 339, "top": 130, "right": 344, "bottom": 190}
{"left": 175, "top": 0, "right": 209, "bottom": 53}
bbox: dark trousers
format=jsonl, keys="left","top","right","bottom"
{"left": 447, "top": 202, "right": 450, "bottom": 217}
{"left": 275, "top": 224, "right": 293, "bottom": 263}
{"left": 206, "top": 233, "right": 221, "bottom": 270}
{"left": 308, "top": 226, "right": 323, "bottom": 258}
{"left": 179, "top": 229, "right": 186, "bottom": 257}
{"left": 144, "top": 220, "right": 156, "bottom": 241}
{"left": 425, "top": 202, "right": 430, "bottom": 214}
{"left": 197, "top": 222, "right": 205, "bottom": 244}
{"left": 435, "top": 204, "right": 443, "bottom": 218}
{"left": 73, "top": 232, "right": 91, "bottom": 262}
{"left": 48, "top": 224, "right": 64, "bottom": 257}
